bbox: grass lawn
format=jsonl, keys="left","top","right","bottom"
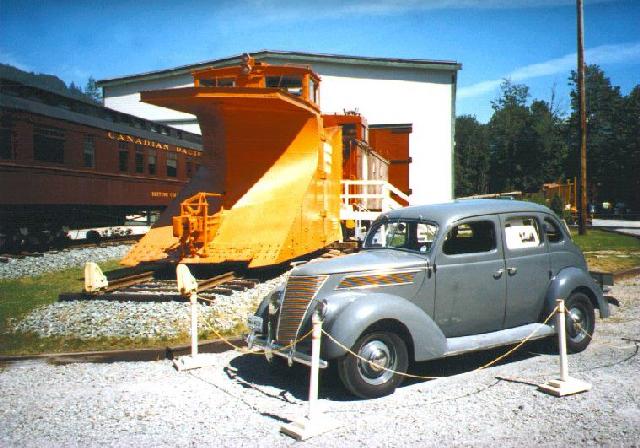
{"left": 571, "top": 229, "right": 640, "bottom": 272}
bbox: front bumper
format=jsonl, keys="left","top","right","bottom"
{"left": 246, "top": 332, "right": 328, "bottom": 369}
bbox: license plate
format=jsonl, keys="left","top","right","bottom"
{"left": 247, "top": 315, "right": 263, "bottom": 332}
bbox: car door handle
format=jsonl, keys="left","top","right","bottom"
{"left": 493, "top": 269, "right": 504, "bottom": 279}
{"left": 507, "top": 267, "right": 517, "bottom": 275}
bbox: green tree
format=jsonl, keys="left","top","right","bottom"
{"left": 488, "top": 80, "right": 535, "bottom": 192}
{"left": 622, "top": 86, "right": 640, "bottom": 211}
{"left": 84, "top": 76, "right": 102, "bottom": 104}
{"left": 567, "top": 65, "right": 626, "bottom": 207}
{"left": 454, "top": 115, "right": 490, "bottom": 197}
{"left": 488, "top": 80, "right": 568, "bottom": 194}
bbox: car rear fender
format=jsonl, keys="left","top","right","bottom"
{"left": 322, "top": 292, "right": 447, "bottom": 361}
{"left": 545, "top": 266, "right": 609, "bottom": 318}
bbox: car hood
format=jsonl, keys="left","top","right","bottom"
{"left": 292, "top": 249, "right": 428, "bottom": 276}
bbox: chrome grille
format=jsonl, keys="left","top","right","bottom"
{"left": 337, "top": 271, "right": 418, "bottom": 289}
{"left": 276, "top": 275, "right": 326, "bottom": 344}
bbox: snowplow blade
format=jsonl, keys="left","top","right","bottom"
{"left": 121, "top": 87, "right": 342, "bottom": 267}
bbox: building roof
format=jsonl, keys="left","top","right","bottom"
{"left": 97, "top": 50, "right": 462, "bottom": 87}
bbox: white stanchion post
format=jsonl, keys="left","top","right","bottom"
{"left": 281, "top": 307, "right": 341, "bottom": 441}
{"left": 557, "top": 299, "right": 569, "bottom": 382}
{"left": 173, "top": 264, "right": 216, "bottom": 371}
{"left": 190, "top": 292, "right": 199, "bottom": 358}
{"left": 538, "top": 299, "right": 592, "bottom": 396}
{"left": 308, "top": 310, "right": 321, "bottom": 420}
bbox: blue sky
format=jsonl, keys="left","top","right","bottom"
{"left": 1, "top": 0, "right": 638, "bottom": 122}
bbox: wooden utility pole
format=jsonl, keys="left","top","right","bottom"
{"left": 577, "top": 0, "right": 588, "bottom": 235}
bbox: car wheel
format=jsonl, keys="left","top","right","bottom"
{"left": 337, "top": 331, "right": 408, "bottom": 399}
{"left": 564, "top": 292, "right": 595, "bottom": 353}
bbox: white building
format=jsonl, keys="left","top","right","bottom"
{"left": 98, "top": 50, "right": 461, "bottom": 204}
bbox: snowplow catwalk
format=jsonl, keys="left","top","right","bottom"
{"left": 122, "top": 56, "right": 343, "bottom": 267}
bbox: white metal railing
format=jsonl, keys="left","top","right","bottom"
{"left": 340, "top": 180, "right": 410, "bottom": 223}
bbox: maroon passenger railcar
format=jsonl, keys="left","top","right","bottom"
{"left": 0, "top": 79, "right": 203, "bottom": 249}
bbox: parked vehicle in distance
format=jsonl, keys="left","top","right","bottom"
{"left": 247, "top": 199, "right": 610, "bottom": 398}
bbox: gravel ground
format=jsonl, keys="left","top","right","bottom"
{"left": 0, "top": 244, "right": 132, "bottom": 279}
{"left": 1, "top": 276, "right": 638, "bottom": 447}
{"left": 9, "top": 275, "right": 287, "bottom": 338}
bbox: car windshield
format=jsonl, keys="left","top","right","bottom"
{"left": 364, "top": 219, "right": 438, "bottom": 253}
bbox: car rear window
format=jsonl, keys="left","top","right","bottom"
{"left": 504, "top": 216, "right": 542, "bottom": 250}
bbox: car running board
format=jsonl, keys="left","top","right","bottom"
{"left": 443, "top": 323, "right": 556, "bottom": 358}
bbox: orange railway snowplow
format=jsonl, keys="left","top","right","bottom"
{"left": 122, "top": 55, "right": 344, "bottom": 268}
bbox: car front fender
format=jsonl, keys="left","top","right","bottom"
{"left": 322, "top": 292, "right": 446, "bottom": 362}
{"left": 545, "top": 267, "right": 609, "bottom": 318}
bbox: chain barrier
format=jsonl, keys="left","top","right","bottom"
{"left": 195, "top": 294, "right": 313, "bottom": 355}
{"left": 322, "top": 305, "right": 560, "bottom": 380}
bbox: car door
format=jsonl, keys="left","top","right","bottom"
{"left": 500, "top": 213, "right": 550, "bottom": 328}
{"left": 433, "top": 216, "right": 506, "bottom": 338}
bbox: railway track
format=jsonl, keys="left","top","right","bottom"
{"left": 1, "top": 235, "right": 141, "bottom": 261}
{"left": 59, "top": 270, "right": 264, "bottom": 303}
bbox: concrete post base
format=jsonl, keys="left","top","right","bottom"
{"left": 538, "top": 376, "right": 592, "bottom": 397}
{"left": 281, "top": 415, "right": 342, "bottom": 441}
{"left": 172, "top": 355, "right": 216, "bottom": 372}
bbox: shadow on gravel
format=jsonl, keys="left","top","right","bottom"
{"left": 227, "top": 339, "right": 551, "bottom": 402}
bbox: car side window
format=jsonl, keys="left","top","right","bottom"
{"left": 504, "top": 216, "right": 542, "bottom": 250}
{"left": 443, "top": 221, "right": 496, "bottom": 255}
{"left": 543, "top": 217, "right": 564, "bottom": 243}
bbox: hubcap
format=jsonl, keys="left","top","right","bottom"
{"left": 357, "top": 339, "right": 396, "bottom": 385}
{"left": 568, "top": 306, "right": 587, "bottom": 343}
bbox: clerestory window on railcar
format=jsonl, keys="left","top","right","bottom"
{"left": 118, "top": 141, "right": 129, "bottom": 172}
{"left": 134, "top": 144, "right": 144, "bottom": 173}
{"left": 147, "top": 149, "right": 157, "bottom": 175}
{"left": 33, "top": 126, "right": 65, "bottom": 164}
{"left": 166, "top": 151, "right": 177, "bottom": 177}
{"left": 83, "top": 135, "right": 95, "bottom": 168}
{"left": 200, "top": 77, "right": 236, "bottom": 87}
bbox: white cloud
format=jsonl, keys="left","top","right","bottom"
{"left": 458, "top": 41, "right": 640, "bottom": 99}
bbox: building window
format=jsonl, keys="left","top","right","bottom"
{"left": 166, "top": 151, "right": 177, "bottom": 177}
{"left": 0, "top": 127, "right": 12, "bottom": 159}
{"left": 34, "top": 126, "right": 65, "bottom": 163}
{"left": 118, "top": 141, "right": 129, "bottom": 172}
{"left": 83, "top": 135, "right": 95, "bottom": 168}
{"left": 135, "top": 144, "right": 144, "bottom": 173}
{"left": 147, "top": 149, "right": 157, "bottom": 175}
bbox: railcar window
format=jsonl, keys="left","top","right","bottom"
{"left": 33, "top": 126, "right": 65, "bottom": 164}
{"left": 147, "top": 149, "right": 157, "bottom": 175}
{"left": 0, "top": 127, "right": 12, "bottom": 159}
{"left": 166, "top": 151, "right": 177, "bottom": 177}
{"left": 443, "top": 221, "right": 496, "bottom": 255}
{"left": 83, "top": 136, "right": 95, "bottom": 168}
{"left": 134, "top": 145, "right": 144, "bottom": 173}
{"left": 118, "top": 141, "right": 129, "bottom": 172}
{"left": 266, "top": 76, "right": 303, "bottom": 96}
{"left": 186, "top": 161, "right": 193, "bottom": 177}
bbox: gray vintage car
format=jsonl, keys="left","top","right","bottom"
{"left": 247, "top": 199, "right": 609, "bottom": 398}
